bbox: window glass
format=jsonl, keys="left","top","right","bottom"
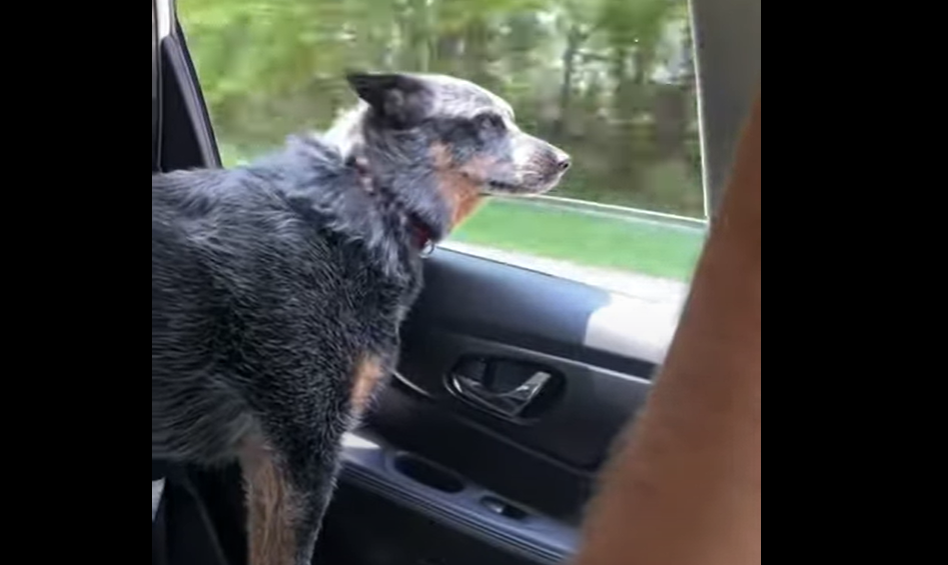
{"left": 179, "top": 0, "right": 706, "bottom": 307}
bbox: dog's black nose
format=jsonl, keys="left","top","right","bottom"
{"left": 548, "top": 146, "right": 571, "bottom": 173}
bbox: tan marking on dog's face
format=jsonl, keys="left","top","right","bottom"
{"left": 431, "top": 143, "right": 487, "bottom": 229}
{"left": 239, "top": 435, "right": 300, "bottom": 565}
{"left": 351, "top": 354, "right": 385, "bottom": 414}
{"left": 449, "top": 186, "right": 485, "bottom": 228}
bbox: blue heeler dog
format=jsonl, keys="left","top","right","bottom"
{"left": 152, "top": 72, "right": 571, "bottom": 564}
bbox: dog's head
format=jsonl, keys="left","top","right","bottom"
{"left": 328, "top": 72, "right": 571, "bottom": 238}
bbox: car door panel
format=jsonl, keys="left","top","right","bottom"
{"left": 358, "top": 382, "right": 591, "bottom": 522}
{"left": 338, "top": 430, "right": 578, "bottom": 564}
{"left": 333, "top": 248, "right": 668, "bottom": 563}
{"left": 392, "top": 249, "right": 660, "bottom": 466}
{"left": 394, "top": 277, "right": 655, "bottom": 470}
{"left": 398, "top": 328, "right": 652, "bottom": 469}
{"left": 316, "top": 483, "right": 556, "bottom": 565}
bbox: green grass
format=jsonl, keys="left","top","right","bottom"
{"left": 450, "top": 199, "right": 706, "bottom": 281}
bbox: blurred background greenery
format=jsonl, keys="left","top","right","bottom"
{"left": 178, "top": 0, "right": 706, "bottom": 281}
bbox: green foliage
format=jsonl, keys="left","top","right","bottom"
{"left": 178, "top": 0, "right": 704, "bottom": 217}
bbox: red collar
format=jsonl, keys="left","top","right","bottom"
{"left": 408, "top": 217, "right": 435, "bottom": 255}
{"left": 350, "top": 156, "right": 434, "bottom": 255}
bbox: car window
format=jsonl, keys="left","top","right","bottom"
{"left": 178, "top": 0, "right": 706, "bottom": 312}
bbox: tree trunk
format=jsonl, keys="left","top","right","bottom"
{"left": 610, "top": 46, "right": 641, "bottom": 191}
{"left": 654, "top": 85, "right": 686, "bottom": 160}
{"left": 553, "top": 26, "right": 584, "bottom": 139}
{"left": 461, "top": 17, "right": 494, "bottom": 91}
{"left": 396, "top": 0, "right": 431, "bottom": 71}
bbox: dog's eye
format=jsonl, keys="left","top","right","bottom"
{"left": 475, "top": 113, "right": 506, "bottom": 133}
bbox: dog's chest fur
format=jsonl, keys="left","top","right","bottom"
{"left": 152, "top": 137, "right": 422, "bottom": 474}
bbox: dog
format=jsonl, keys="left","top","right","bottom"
{"left": 152, "top": 71, "right": 571, "bottom": 565}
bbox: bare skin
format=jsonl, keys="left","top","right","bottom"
{"left": 574, "top": 92, "right": 761, "bottom": 565}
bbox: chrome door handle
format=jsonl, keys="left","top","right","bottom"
{"left": 450, "top": 370, "right": 553, "bottom": 419}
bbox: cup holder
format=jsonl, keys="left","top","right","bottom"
{"left": 392, "top": 453, "right": 466, "bottom": 494}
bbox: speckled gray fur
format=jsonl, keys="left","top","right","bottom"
{"left": 152, "top": 72, "right": 569, "bottom": 564}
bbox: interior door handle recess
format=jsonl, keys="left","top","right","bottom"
{"left": 448, "top": 357, "right": 564, "bottom": 421}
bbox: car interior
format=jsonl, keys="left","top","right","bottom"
{"left": 151, "top": 0, "right": 760, "bottom": 563}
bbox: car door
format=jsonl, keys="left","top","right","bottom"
{"left": 160, "top": 0, "right": 760, "bottom": 563}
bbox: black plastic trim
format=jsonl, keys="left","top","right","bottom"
{"left": 341, "top": 432, "right": 578, "bottom": 565}
{"left": 367, "top": 382, "right": 594, "bottom": 520}
{"left": 152, "top": 0, "right": 161, "bottom": 172}
{"left": 157, "top": 28, "right": 220, "bottom": 172}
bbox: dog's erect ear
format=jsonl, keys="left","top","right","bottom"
{"left": 346, "top": 71, "right": 430, "bottom": 128}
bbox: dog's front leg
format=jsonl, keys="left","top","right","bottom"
{"left": 238, "top": 429, "right": 341, "bottom": 565}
